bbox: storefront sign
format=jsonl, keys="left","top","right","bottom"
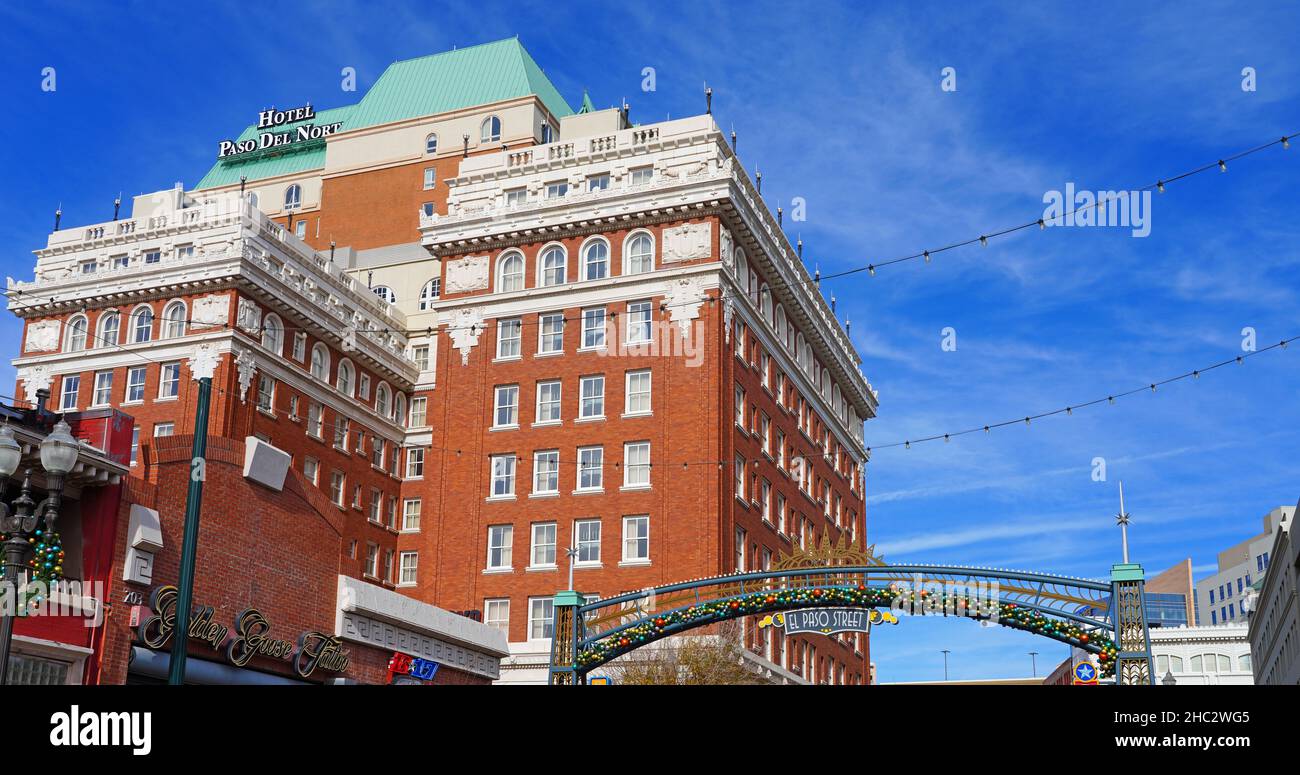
{"left": 759, "top": 608, "right": 898, "bottom": 636}
{"left": 387, "top": 652, "right": 440, "bottom": 683}
{"left": 137, "top": 585, "right": 350, "bottom": 679}
{"left": 217, "top": 104, "right": 343, "bottom": 159}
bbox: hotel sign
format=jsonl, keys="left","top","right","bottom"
{"left": 217, "top": 104, "right": 343, "bottom": 159}
{"left": 137, "top": 585, "right": 351, "bottom": 679}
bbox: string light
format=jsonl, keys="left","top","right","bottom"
{"left": 862, "top": 335, "right": 1297, "bottom": 453}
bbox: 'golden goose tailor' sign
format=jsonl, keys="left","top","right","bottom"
{"left": 137, "top": 585, "right": 351, "bottom": 679}
{"left": 217, "top": 104, "right": 344, "bottom": 159}
{"left": 758, "top": 608, "right": 899, "bottom": 635}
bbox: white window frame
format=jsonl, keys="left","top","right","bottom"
{"left": 533, "top": 449, "right": 560, "bottom": 495}
{"left": 574, "top": 519, "right": 602, "bottom": 565}
{"left": 496, "top": 318, "right": 522, "bottom": 359}
{"left": 579, "top": 375, "right": 604, "bottom": 419}
{"left": 538, "top": 312, "right": 564, "bottom": 354}
{"left": 622, "top": 515, "right": 650, "bottom": 564}
{"left": 402, "top": 498, "right": 421, "bottom": 532}
{"left": 535, "top": 380, "right": 562, "bottom": 425}
{"left": 530, "top": 522, "right": 558, "bottom": 568}
{"left": 576, "top": 446, "right": 604, "bottom": 492}
{"left": 623, "top": 441, "right": 651, "bottom": 489}
{"left": 624, "top": 369, "right": 651, "bottom": 416}
{"left": 489, "top": 454, "right": 517, "bottom": 498}
{"left": 493, "top": 384, "right": 520, "bottom": 428}
{"left": 487, "top": 525, "right": 513, "bottom": 570}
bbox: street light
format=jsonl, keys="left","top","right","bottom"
{"left": 1162, "top": 671, "right": 1177, "bottom": 686}
{"left": 941, "top": 649, "right": 951, "bottom": 681}
{"left": 0, "top": 419, "right": 79, "bottom": 685}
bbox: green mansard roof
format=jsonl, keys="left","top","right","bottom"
{"left": 196, "top": 37, "right": 574, "bottom": 190}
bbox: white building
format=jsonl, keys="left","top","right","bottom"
{"left": 1248, "top": 498, "right": 1299, "bottom": 685}
{"left": 1150, "top": 624, "right": 1254, "bottom": 685}
{"left": 1195, "top": 506, "right": 1294, "bottom": 627}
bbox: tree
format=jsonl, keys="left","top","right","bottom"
{"left": 606, "top": 622, "right": 765, "bottom": 685}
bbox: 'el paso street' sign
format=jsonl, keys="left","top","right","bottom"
{"left": 217, "top": 104, "right": 344, "bottom": 159}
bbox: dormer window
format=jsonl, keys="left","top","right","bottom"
{"left": 284, "top": 184, "right": 302, "bottom": 211}
{"left": 480, "top": 115, "right": 502, "bottom": 143}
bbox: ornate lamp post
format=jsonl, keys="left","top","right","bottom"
{"left": 0, "top": 420, "right": 80, "bottom": 684}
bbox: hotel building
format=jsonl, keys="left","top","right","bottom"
{"left": 6, "top": 38, "right": 877, "bottom": 684}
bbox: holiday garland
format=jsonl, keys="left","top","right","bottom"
{"left": 0, "top": 527, "right": 66, "bottom": 613}
{"left": 576, "top": 584, "right": 1118, "bottom": 677}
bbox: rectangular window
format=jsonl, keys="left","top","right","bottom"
{"left": 304, "top": 457, "right": 319, "bottom": 486}
{"left": 423, "top": 167, "right": 436, "bottom": 189}
{"left": 411, "top": 345, "right": 430, "bottom": 371}
{"left": 587, "top": 173, "right": 611, "bottom": 191}
{"left": 496, "top": 318, "right": 522, "bottom": 358}
{"left": 153, "top": 422, "right": 174, "bottom": 438}
{"left": 734, "top": 385, "right": 745, "bottom": 427}
{"left": 365, "top": 543, "right": 379, "bottom": 577}
{"left": 623, "top": 515, "right": 650, "bottom": 563}
{"left": 330, "top": 471, "right": 345, "bottom": 506}
{"left": 776, "top": 430, "right": 786, "bottom": 469}
{"left": 257, "top": 374, "right": 274, "bottom": 412}
{"left": 577, "top": 446, "right": 604, "bottom": 491}
{"left": 371, "top": 438, "right": 385, "bottom": 469}
{"left": 487, "top": 525, "right": 513, "bottom": 569}
{"left": 545, "top": 181, "right": 568, "bottom": 199}
{"left": 579, "top": 375, "right": 605, "bottom": 418}
{"left": 735, "top": 454, "right": 745, "bottom": 499}
{"left": 60, "top": 375, "right": 80, "bottom": 410}
{"left": 575, "top": 519, "right": 602, "bottom": 564}
{"left": 533, "top": 450, "right": 559, "bottom": 494}
{"left": 126, "top": 366, "right": 146, "bottom": 402}
{"left": 307, "top": 403, "right": 323, "bottom": 439}
{"left": 369, "top": 489, "right": 384, "bottom": 523}
{"left": 402, "top": 498, "right": 421, "bottom": 531}
{"left": 505, "top": 188, "right": 527, "bottom": 206}
{"left": 531, "top": 522, "right": 558, "bottom": 567}
{"left": 761, "top": 352, "right": 771, "bottom": 388}
{"left": 408, "top": 396, "right": 428, "bottom": 427}
{"left": 761, "top": 479, "right": 772, "bottom": 521}
{"left": 539, "top": 313, "right": 564, "bottom": 354}
{"left": 405, "top": 448, "right": 425, "bottom": 479}
{"left": 493, "top": 384, "right": 520, "bottom": 427}
{"left": 735, "top": 527, "right": 746, "bottom": 572}
{"left": 159, "top": 362, "right": 180, "bottom": 398}
{"left": 776, "top": 493, "right": 787, "bottom": 534}
{"left": 144, "top": 250, "right": 161, "bottom": 264}
{"left": 536, "top": 381, "right": 562, "bottom": 424}
{"left": 490, "top": 454, "right": 516, "bottom": 497}
{"left": 334, "top": 416, "right": 350, "bottom": 449}
{"left": 293, "top": 333, "right": 306, "bottom": 362}
{"left": 625, "top": 369, "right": 651, "bottom": 415}
{"left": 357, "top": 374, "right": 370, "bottom": 401}
{"left": 92, "top": 371, "right": 113, "bottom": 407}
{"left": 399, "top": 551, "right": 418, "bottom": 585}
{"left": 130, "top": 426, "right": 140, "bottom": 466}
{"left": 760, "top": 413, "right": 771, "bottom": 455}
{"left": 626, "top": 300, "right": 653, "bottom": 343}
{"left": 529, "top": 597, "right": 554, "bottom": 639}
{"left": 581, "top": 308, "right": 606, "bottom": 349}
{"left": 623, "top": 441, "right": 650, "bottom": 488}
{"left": 630, "top": 166, "right": 653, "bottom": 185}
{"left": 485, "top": 599, "right": 510, "bottom": 633}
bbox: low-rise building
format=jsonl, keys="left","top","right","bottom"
{"left": 1247, "top": 497, "right": 1299, "bottom": 685}
{"left": 1195, "top": 506, "right": 1294, "bottom": 626}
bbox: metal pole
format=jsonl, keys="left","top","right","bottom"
{"left": 0, "top": 536, "right": 26, "bottom": 684}
{"left": 941, "top": 649, "right": 950, "bottom": 681}
{"left": 1029, "top": 651, "right": 1039, "bottom": 677}
{"left": 167, "top": 375, "right": 212, "bottom": 684}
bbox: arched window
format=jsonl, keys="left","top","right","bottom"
{"left": 582, "top": 239, "right": 609, "bottom": 281}
{"left": 497, "top": 252, "right": 524, "bottom": 293}
{"left": 418, "top": 279, "right": 441, "bottom": 310}
{"left": 310, "top": 344, "right": 329, "bottom": 381}
{"left": 131, "top": 306, "right": 154, "bottom": 343}
{"left": 394, "top": 393, "right": 406, "bottom": 425}
{"left": 735, "top": 249, "right": 751, "bottom": 298}
{"left": 425, "top": 133, "right": 438, "bottom": 154}
{"left": 376, "top": 383, "right": 391, "bottom": 418}
{"left": 97, "top": 311, "right": 120, "bottom": 348}
{"left": 539, "top": 245, "right": 566, "bottom": 286}
{"left": 776, "top": 306, "right": 788, "bottom": 348}
{"left": 162, "top": 300, "right": 187, "bottom": 339}
{"left": 480, "top": 115, "right": 501, "bottom": 143}
{"left": 624, "top": 232, "right": 653, "bottom": 275}
{"left": 284, "top": 184, "right": 302, "bottom": 211}
{"left": 262, "top": 313, "right": 284, "bottom": 354}
{"left": 65, "top": 315, "right": 88, "bottom": 352}
{"left": 760, "top": 284, "right": 772, "bottom": 322}
{"left": 371, "top": 286, "right": 396, "bottom": 304}
{"left": 336, "top": 359, "right": 354, "bottom": 396}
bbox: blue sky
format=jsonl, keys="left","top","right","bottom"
{"left": 2, "top": 1, "right": 1297, "bottom": 682}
